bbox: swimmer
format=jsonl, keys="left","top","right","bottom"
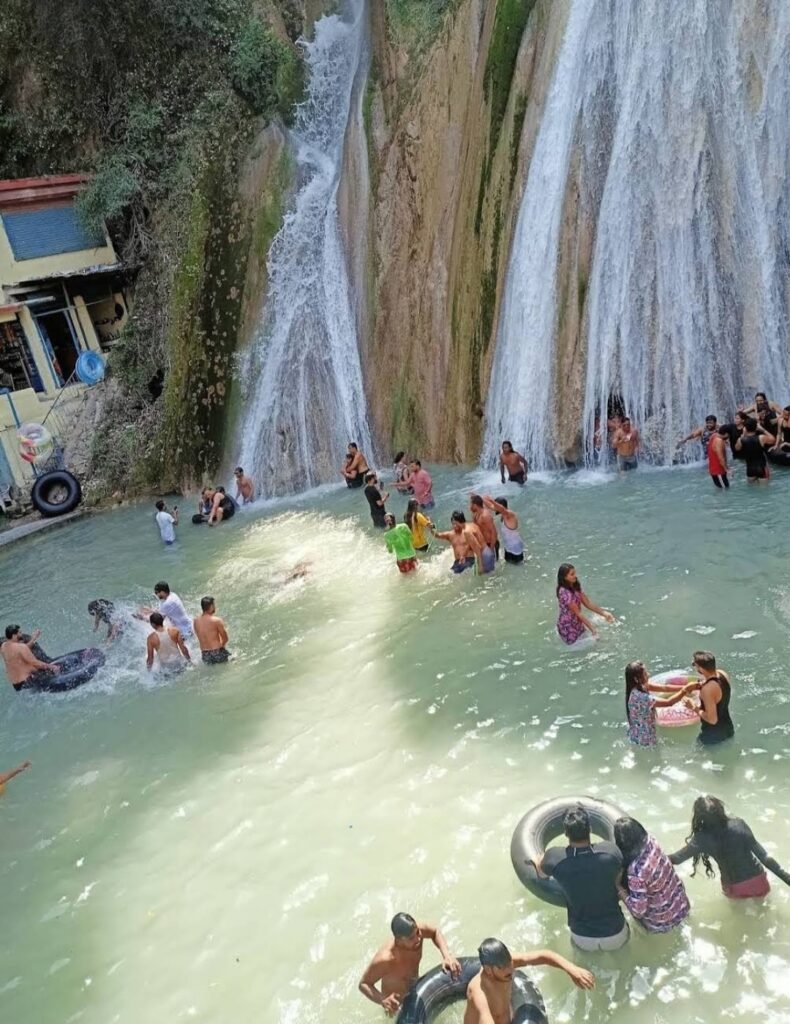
{"left": 499, "top": 441, "right": 528, "bottom": 485}
{"left": 465, "top": 938, "right": 594, "bottom": 1024}
{"left": 404, "top": 499, "right": 433, "bottom": 552}
{"left": 692, "top": 650, "right": 734, "bottom": 745}
{"left": 146, "top": 612, "right": 191, "bottom": 672}
{"left": 735, "top": 416, "right": 770, "bottom": 483}
{"left": 721, "top": 411, "right": 748, "bottom": 459}
{"left": 193, "top": 596, "right": 230, "bottom": 664}
{"left": 744, "top": 391, "right": 781, "bottom": 421}
{"left": 482, "top": 495, "right": 524, "bottom": 564}
{"left": 284, "top": 562, "right": 311, "bottom": 583}
{"left": 88, "top": 599, "right": 124, "bottom": 641}
{"left": 678, "top": 415, "right": 718, "bottom": 457}
{"left": 470, "top": 494, "right": 499, "bottom": 562}
{"left": 555, "top": 563, "right": 614, "bottom": 645}
{"left": 1, "top": 625, "right": 60, "bottom": 691}
{"left": 208, "top": 486, "right": 236, "bottom": 525}
{"left": 771, "top": 406, "right": 790, "bottom": 453}
{"left": 384, "top": 513, "right": 418, "bottom": 574}
{"left": 431, "top": 511, "right": 488, "bottom": 574}
{"left": 341, "top": 442, "right": 369, "bottom": 488}
{"left": 707, "top": 426, "right": 731, "bottom": 489}
{"left": 624, "top": 661, "right": 699, "bottom": 747}
{"left": 234, "top": 466, "right": 255, "bottom": 504}
{"left": 612, "top": 416, "right": 639, "bottom": 471}
{"left": 0, "top": 760, "right": 31, "bottom": 796}
{"left": 195, "top": 488, "right": 213, "bottom": 523}
{"left": 359, "top": 912, "right": 461, "bottom": 1017}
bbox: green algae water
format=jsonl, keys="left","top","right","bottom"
{"left": 2, "top": 466, "right": 790, "bottom": 1024}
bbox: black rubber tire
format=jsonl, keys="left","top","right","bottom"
{"left": 30, "top": 470, "right": 82, "bottom": 518}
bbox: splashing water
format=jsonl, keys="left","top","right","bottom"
{"left": 238, "top": 0, "right": 372, "bottom": 495}
{"left": 483, "top": 0, "right": 790, "bottom": 469}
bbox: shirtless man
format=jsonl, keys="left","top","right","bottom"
{"left": 431, "top": 511, "right": 490, "bottom": 574}
{"left": 1, "top": 624, "right": 59, "bottom": 692}
{"left": 359, "top": 912, "right": 461, "bottom": 1017}
{"left": 193, "top": 597, "right": 231, "bottom": 664}
{"left": 234, "top": 466, "right": 255, "bottom": 504}
{"left": 499, "top": 441, "right": 528, "bottom": 485}
{"left": 146, "top": 612, "right": 191, "bottom": 672}
{"left": 464, "top": 937, "right": 594, "bottom": 1024}
{"left": 612, "top": 416, "right": 639, "bottom": 471}
{"left": 341, "top": 442, "right": 369, "bottom": 488}
{"left": 470, "top": 494, "right": 499, "bottom": 561}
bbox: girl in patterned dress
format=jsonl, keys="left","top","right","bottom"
{"left": 625, "top": 661, "right": 699, "bottom": 746}
{"left": 555, "top": 563, "right": 614, "bottom": 645}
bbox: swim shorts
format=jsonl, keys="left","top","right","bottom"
{"left": 479, "top": 546, "right": 496, "bottom": 574}
{"left": 722, "top": 873, "right": 770, "bottom": 899}
{"left": 201, "top": 647, "right": 230, "bottom": 665}
{"left": 347, "top": 475, "right": 364, "bottom": 488}
{"left": 508, "top": 471, "right": 525, "bottom": 485}
{"left": 504, "top": 550, "right": 525, "bottom": 564}
{"left": 617, "top": 455, "right": 638, "bottom": 471}
{"left": 396, "top": 557, "right": 418, "bottom": 574}
{"left": 451, "top": 556, "right": 476, "bottom": 574}
{"left": 746, "top": 466, "right": 770, "bottom": 480}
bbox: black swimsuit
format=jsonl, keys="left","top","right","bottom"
{"left": 699, "top": 673, "right": 735, "bottom": 745}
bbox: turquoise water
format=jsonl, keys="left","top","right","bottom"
{"left": 1, "top": 466, "right": 790, "bottom": 1023}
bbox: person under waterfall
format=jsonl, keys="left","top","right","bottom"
{"left": 341, "top": 442, "right": 369, "bottom": 488}
{"left": 499, "top": 440, "right": 528, "bottom": 484}
{"left": 612, "top": 417, "right": 639, "bottom": 471}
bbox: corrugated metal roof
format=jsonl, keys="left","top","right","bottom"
{"left": 1, "top": 206, "right": 105, "bottom": 261}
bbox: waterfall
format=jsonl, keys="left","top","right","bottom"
{"left": 237, "top": 0, "right": 372, "bottom": 495}
{"left": 483, "top": 0, "right": 790, "bottom": 469}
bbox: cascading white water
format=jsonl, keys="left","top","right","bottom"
{"left": 483, "top": 0, "right": 790, "bottom": 468}
{"left": 237, "top": 0, "right": 372, "bottom": 495}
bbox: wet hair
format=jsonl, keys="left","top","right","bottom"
{"left": 384, "top": 513, "right": 396, "bottom": 527}
{"left": 405, "top": 498, "right": 419, "bottom": 532}
{"left": 391, "top": 912, "right": 417, "bottom": 939}
{"left": 4, "top": 624, "right": 20, "bottom": 640}
{"left": 742, "top": 415, "right": 757, "bottom": 433}
{"left": 156, "top": 500, "right": 165, "bottom": 511}
{"left": 502, "top": 440, "right": 513, "bottom": 450}
{"left": 154, "top": 581, "right": 170, "bottom": 595}
{"left": 614, "top": 816, "right": 648, "bottom": 869}
{"left": 556, "top": 562, "right": 580, "bottom": 596}
{"left": 623, "top": 416, "right": 632, "bottom": 424}
{"left": 200, "top": 596, "right": 215, "bottom": 612}
{"left": 734, "top": 412, "right": 746, "bottom": 427}
{"left": 478, "top": 937, "right": 512, "bottom": 968}
{"left": 394, "top": 451, "right": 405, "bottom": 463}
{"left": 705, "top": 415, "right": 717, "bottom": 424}
{"left": 149, "top": 612, "right": 164, "bottom": 627}
{"left": 411, "top": 459, "right": 422, "bottom": 468}
{"left": 693, "top": 650, "right": 716, "bottom": 672}
{"left": 717, "top": 426, "right": 730, "bottom": 436}
{"left": 688, "top": 795, "right": 729, "bottom": 877}
{"left": 450, "top": 511, "right": 466, "bottom": 524}
{"left": 348, "top": 442, "right": 358, "bottom": 450}
{"left": 470, "top": 494, "right": 483, "bottom": 508}
{"left": 217, "top": 486, "right": 226, "bottom": 495}
{"left": 624, "top": 660, "right": 649, "bottom": 722}
{"left": 364, "top": 471, "right": 376, "bottom": 483}
{"left": 235, "top": 466, "right": 244, "bottom": 474}
{"left": 563, "top": 804, "right": 591, "bottom": 843}
{"left": 88, "top": 600, "right": 105, "bottom": 615}
{"left": 755, "top": 392, "right": 767, "bottom": 402}
{"left": 495, "top": 496, "right": 508, "bottom": 510}
{"left": 784, "top": 406, "right": 790, "bottom": 415}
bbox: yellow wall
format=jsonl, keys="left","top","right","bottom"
{"left": 0, "top": 218, "right": 118, "bottom": 288}
{"left": 0, "top": 384, "right": 88, "bottom": 489}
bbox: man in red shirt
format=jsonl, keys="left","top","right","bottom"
{"left": 407, "top": 459, "right": 434, "bottom": 510}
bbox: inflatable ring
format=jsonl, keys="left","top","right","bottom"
{"left": 651, "top": 669, "right": 699, "bottom": 728}
{"left": 397, "top": 957, "right": 546, "bottom": 1024}
{"left": 75, "top": 350, "right": 106, "bottom": 385}
{"left": 511, "top": 795, "right": 626, "bottom": 907}
{"left": 19, "top": 648, "right": 105, "bottom": 693}
{"left": 767, "top": 449, "right": 790, "bottom": 468}
{"left": 18, "top": 422, "right": 53, "bottom": 465}
{"left": 30, "top": 470, "right": 82, "bottom": 517}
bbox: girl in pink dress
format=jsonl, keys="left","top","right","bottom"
{"left": 555, "top": 562, "right": 614, "bottom": 645}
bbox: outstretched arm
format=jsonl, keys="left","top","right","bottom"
{"left": 579, "top": 592, "right": 615, "bottom": 622}
{"left": 512, "top": 950, "right": 595, "bottom": 989}
{"left": 746, "top": 827, "right": 790, "bottom": 886}
{"left": 0, "top": 761, "right": 31, "bottom": 786}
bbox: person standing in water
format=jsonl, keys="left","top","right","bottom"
{"left": 392, "top": 451, "right": 411, "bottom": 492}
{"left": 499, "top": 441, "right": 528, "bottom": 485}
{"left": 678, "top": 415, "right": 718, "bottom": 457}
{"left": 736, "top": 416, "right": 770, "bottom": 482}
{"left": 155, "top": 499, "right": 178, "bottom": 545}
{"left": 482, "top": 496, "right": 524, "bottom": 564}
{"left": 771, "top": 406, "right": 790, "bottom": 454}
{"left": 612, "top": 416, "right": 639, "bottom": 471}
{"left": 707, "top": 426, "right": 731, "bottom": 489}
{"left": 358, "top": 912, "right": 461, "bottom": 1016}
{"left": 364, "top": 471, "right": 389, "bottom": 528}
{"left": 692, "top": 650, "right": 734, "bottom": 745}
{"left": 669, "top": 796, "right": 790, "bottom": 900}
{"left": 384, "top": 513, "right": 418, "bottom": 574}
{"left": 404, "top": 499, "right": 433, "bottom": 553}
{"left": 613, "top": 817, "right": 690, "bottom": 932}
{"left": 464, "top": 938, "right": 594, "bottom": 1024}
{"left": 234, "top": 467, "right": 255, "bottom": 504}
{"left": 624, "top": 661, "right": 699, "bottom": 746}
{"left": 341, "top": 442, "right": 369, "bottom": 488}
{"left": 555, "top": 563, "right": 614, "bottom": 645}
{"left": 144, "top": 582, "right": 194, "bottom": 639}
{"left": 408, "top": 459, "right": 434, "bottom": 511}
{"left": 432, "top": 511, "right": 488, "bottom": 574}
{"left": 146, "top": 612, "right": 191, "bottom": 672}
{"left": 193, "top": 597, "right": 230, "bottom": 664}
{"left": 469, "top": 494, "right": 499, "bottom": 561}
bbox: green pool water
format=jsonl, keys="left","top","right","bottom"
{"left": 1, "top": 466, "right": 789, "bottom": 1024}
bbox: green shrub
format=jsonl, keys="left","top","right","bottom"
{"left": 231, "top": 16, "right": 304, "bottom": 121}
{"left": 76, "top": 157, "right": 140, "bottom": 234}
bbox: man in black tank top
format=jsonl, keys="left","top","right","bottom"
{"left": 692, "top": 650, "right": 734, "bottom": 745}
{"left": 735, "top": 417, "right": 770, "bottom": 482}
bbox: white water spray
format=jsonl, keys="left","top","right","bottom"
{"left": 238, "top": 0, "right": 372, "bottom": 495}
{"left": 483, "top": 0, "right": 790, "bottom": 468}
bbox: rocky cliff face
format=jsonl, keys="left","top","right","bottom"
{"left": 363, "top": 0, "right": 570, "bottom": 462}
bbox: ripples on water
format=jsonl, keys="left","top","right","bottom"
{"left": 1, "top": 467, "right": 789, "bottom": 1022}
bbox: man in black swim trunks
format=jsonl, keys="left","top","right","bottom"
{"left": 193, "top": 597, "right": 231, "bottom": 664}
{"left": 736, "top": 416, "right": 770, "bottom": 483}
{"left": 499, "top": 441, "right": 528, "bottom": 485}
{"left": 207, "top": 487, "right": 236, "bottom": 526}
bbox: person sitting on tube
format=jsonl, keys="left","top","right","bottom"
{"left": 465, "top": 938, "right": 594, "bottom": 1024}
{"left": 538, "top": 804, "right": 629, "bottom": 952}
{"left": 358, "top": 912, "right": 460, "bottom": 1016}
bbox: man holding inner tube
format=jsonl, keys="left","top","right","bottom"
{"left": 359, "top": 912, "right": 461, "bottom": 1016}
{"left": 538, "top": 805, "right": 629, "bottom": 951}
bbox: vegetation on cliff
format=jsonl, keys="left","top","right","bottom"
{"left": 0, "top": 0, "right": 307, "bottom": 495}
